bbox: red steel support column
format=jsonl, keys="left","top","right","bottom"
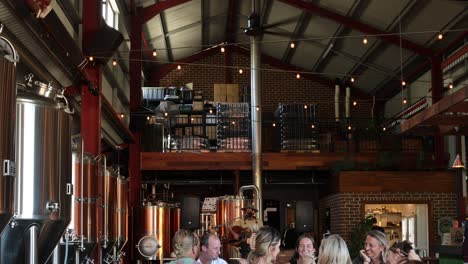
{"left": 81, "top": 1, "right": 102, "bottom": 156}
{"left": 82, "top": 1, "right": 102, "bottom": 261}
{"left": 129, "top": 6, "right": 142, "bottom": 214}
{"left": 431, "top": 55, "right": 444, "bottom": 167}
{"left": 81, "top": 68, "right": 102, "bottom": 155}
{"left": 129, "top": 5, "right": 143, "bottom": 261}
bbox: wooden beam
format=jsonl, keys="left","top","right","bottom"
{"left": 141, "top": 152, "right": 434, "bottom": 171}
{"left": 423, "top": 115, "right": 468, "bottom": 126}
{"left": 400, "top": 83, "right": 468, "bottom": 133}
{"left": 447, "top": 101, "right": 468, "bottom": 113}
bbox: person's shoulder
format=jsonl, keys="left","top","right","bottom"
{"left": 352, "top": 256, "right": 363, "bottom": 264}
{"left": 216, "top": 258, "right": 229, "bottom": 264}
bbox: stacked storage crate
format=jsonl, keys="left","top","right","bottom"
{"left": 216, "top": 103, "right": 251, "bottom": 151}
{"left": 278, "top": 103, "right": 318, "bottom": 151}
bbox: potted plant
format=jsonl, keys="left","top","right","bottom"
{"left": 349, "top": 216, "right": 374, "bottom": 259}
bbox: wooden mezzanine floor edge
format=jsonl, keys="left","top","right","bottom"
{"left": 140, "top": 152, "right": 433, "bottom": 171}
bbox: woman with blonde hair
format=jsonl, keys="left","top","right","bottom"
{"left": 246, "top": 226, "right": 281, "bottom": 264}
{"left": 318, "top": 234, "right": 352, "bottom": 264}
{"left": 168, "top": 229, "right": 200, "bottom": 264}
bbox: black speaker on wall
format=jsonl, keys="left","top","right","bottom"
{"left": 180, "top": 196, "right": 200, "bottom": 229}
{"left": 85, "top": 19, "right": 124, "bottom": 64}
{"left": 296, "top": 201, "right": 314, "bottom": 232}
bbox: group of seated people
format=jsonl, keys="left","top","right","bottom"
{"left": 166, "top": 227, "right": 422, "bottom": 264}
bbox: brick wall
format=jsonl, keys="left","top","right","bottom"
{"left": 156, "top": 51, "right": 373, "bottom": 119}
{"left": 319, "top": 192, "right": 457, "bottom": 244}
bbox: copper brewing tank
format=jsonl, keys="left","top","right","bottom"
{"left": 196, "top": 213, "right": 217, "bottom": 237}
{"left": 97, "top": 164, "right": 117, "bottom": 248}
{"left": 114, "top": 175, "right": 129, "bottom": 252}
{"left": 0, "top": 51, "right": 16, "bottom": 235}
{"left": 134, "top": 202, "right": 179, "bottom": 261}
{"left": 216, "top": 196, "right": 250, "bottom": 240}
{"left": 170, "top": 206, "right": 180, "bottom": 244}
{"left": 69, "top": 151, "right": 98, "bottom": 254}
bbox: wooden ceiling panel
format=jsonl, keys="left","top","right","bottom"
{"left": 358, "top": 0, "right": 411, "bottom": 30}
{"left": 371, "top": 45, "right": 413, "bottom": 73}
{"left": 303, "top": 15, "right": 340, "bottom": 46}
{"left": 318, "top": 0, "right": 357, "bottom": 17}
{"left": 266, "top": 1, "right": 302, "bottom": 32}
{"left": 290, "top": 41, "right": 323, "bottom": 70}
{"left": 338, "top": 29, "right": 376, "bottom": 58}
{"left": 402, "top": 1, "right": 467, "bottom": 45}
{"left": 261, "top": 34, "right": 290, "bottom": 59}
{"left": 321, "top": 46, "right": 363, "bottom": 77}
{"left": 169, "top": 27, "right": 202, "bottom": 60}
{"left": 145, "top": 15, "right": 162, "bottom": 40}
{"left": 164, "top": 0, "right": 201, "bottom": 32}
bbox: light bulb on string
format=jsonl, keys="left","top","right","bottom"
{"left": 348, "top": 125, "right": 352, "bottom": 130}
{"left": 401, "top": 80, "right": 406, "bottom": 86}
{"left": 296, "top": 73, "right": 301, "bottom": 79}
{"left": 437, "top": 33, "right": 443, "bottom": 40}
{"left": 382, "top": 127, "right": 386, "bottom": 131}
{"left": 272, "top": 123, "right": 276, "bottom": 127}
{"left": 120, "top": 113, "right": 124, "bottom": 118}
{"left": 290, "top": 42, "right": 295, "bottom": 48}
{"left": 164, "top": 112, "right": 168, "bottom": 117}
{"left": 152, "top": 49, "right": 157, "bottom": 57}
{"left": 221, "top": 47, "right": 225, "bottom": 53}
{"left": 449, "top": 83, "right": 453, "bottom": 89}
{"left": 304, "top": 105, "right": 308, "bottom": 109}
{"left": 350, "top": 77, "right": 355, "bottom": 83}
{"left": 209, "top": 109, "right": 213, "bottom": 114}
{"left": 177, "top": 65, "right": 181, "bottom": 70}
{"left": 403, "top": 98, "right": 407, "bottom": 104}
{"left": 112, "top": 59, "right": 117, "bottom": 67}
{"left": 239, "top": 69, "right": 243, "bottom": 74}
{"left": 147, "top": 116, "right": 150, "bottom": 120}
{"left": 363, "top": 38, "right": 368, "bottom": 45}
{"left": 89, "top": 56, "right": 94, "bottom": 62}
{"left": 256, "top": 107, "right": 259, "bottom": 111}
{"left": 311, "top": 124, "right": 315, "bottom": 129}
{"left": 353, "top": 101, "right": 357, "bottom": 106}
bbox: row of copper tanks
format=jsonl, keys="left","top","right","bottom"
{"left": 66, "top": 152, "right": 129, "bottom": 262}
{"left": 133, "top": 195, "right": 252, "bottom": 262}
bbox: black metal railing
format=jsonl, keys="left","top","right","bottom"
{"left": 141, "top": 114, "right": 431, "bottom": 154}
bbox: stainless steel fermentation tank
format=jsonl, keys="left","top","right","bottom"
{"left": 0, "top": 34, "right": 18, "bottom": 235}
{"left": 133, "top": 201, "right": 180, "bottom": 263}
{"left": 0, "top": 76, "right": 73, "bottom": 263}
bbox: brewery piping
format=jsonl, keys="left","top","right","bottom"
{"left": 250, "top": 0, "right": 263, "bottom": 218}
